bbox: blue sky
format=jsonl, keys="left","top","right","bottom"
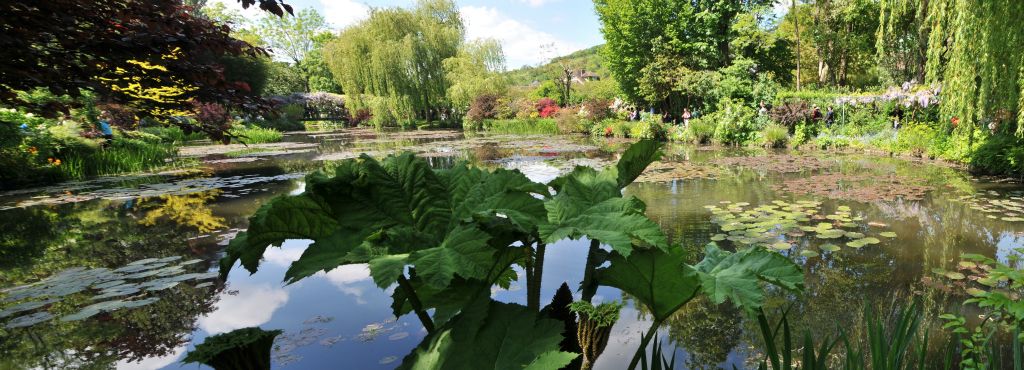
{"left": 216, "top": 0, "right": 606, "bottom": 69}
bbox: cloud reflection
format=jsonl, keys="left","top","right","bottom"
{"left": 198, "top": 283, "right": 289, "bottom": 335}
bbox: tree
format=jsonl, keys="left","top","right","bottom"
{"left": 0, "top": 0, "right": 287, "bottom": 138}
{"left": 300, "top": 32, "right": 342, "bottom": 93}
{"left": 324, "top": 0, "right": 464, "bottom": 125}
{"left": 876, "top": 0, "right": 929, "bottom": 85}
{"left": 255, "top": 8, "right": 328, "bottom": 64}
{"left": 922, "top": 0, "right": 1024, "bottom": 136}
{"left": 594, "top": 0, "right": 775, "bottom": 106}
{"left": 444, "top": 39, "right": 508, "bottom": 114}
{"left": 807, "top": 0, "right": 880, "bottom": 87}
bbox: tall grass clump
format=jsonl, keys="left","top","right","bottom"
{"left": 760, "top": 123, "right": 790, "bottom": 148}
{"left": 141, "top": 125, "right": 207, "bottom": 144}
{"left": 481, "top": 119, "right": 559, "bottom": 135}
{"left": 60, "top": 138, "right": 177, "bottom": 180}
{"left": 231, "top": 125, "right": 283, "bottom": 144}
{"left": 688, "top": 118, "right": 716, "bottom": 144}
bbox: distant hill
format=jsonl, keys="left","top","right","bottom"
{"left": 504, "top": 45, "right": 609, "bottom": 86}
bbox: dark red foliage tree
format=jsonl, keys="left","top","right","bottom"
{"left": 0, "top": 0, "right": 289, "bottom": 139}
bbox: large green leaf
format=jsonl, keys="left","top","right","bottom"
{"left": 408, "top": 225, "right": 495, "bottom": 289}
{"left": 541, "top": 197, "right": 669, "bottom": 256}
{"left": 220, "top": 194, "right": 339, "bottom": 277}
{"left": 694, "top": 243, "right": 804, "bottom": 313}
{"left": 614, "top": 139, "right": 663, "bottom": 187}
{"left": 220, "top": 153, "right": 547, "bottom": 290}
{"left": 398, "top": 299, "right": 578, "bottom": 370}
{"left": 596, "top": 246, "right": 700, "bottom": 321}
{"left": 540, "top": 141, "right": 667, "bottom": 256}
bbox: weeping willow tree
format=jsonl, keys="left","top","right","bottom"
{"left": 919, "top": 0, "right": 1024, "bottom": 136}
{"left": 876, "top": 0, "right": 929, "bottom": 85}
{"left": 324, "top": 0, "right": 463, "bottom": 126}
{"left": 443, "top": 39, "right": 508, "bottom": 114}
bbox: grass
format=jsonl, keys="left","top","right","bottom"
{"left": 481, "top": 119, "right": 559, "bottom": 135}
{"left": 760, "top": 123, "right": 790, "bottom": 148}
{"left": 59, "top": 138, "right": 178, "bottom": 180}
{"left": 141, "top": 126, "right": 207, "bottom": 144}
{"left": 231, "top": 126, "right": 283, "bottom": 144}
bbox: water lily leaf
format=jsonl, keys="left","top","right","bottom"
{"left": 770, "top": 242, "right": 792, "bottom": 250}
{"left": 710, "top": 234, "right": 727, "bottom": 241}
{"left": 958, "top": 261, "right": 977, "bottom": 269}
{"left": 5, "top": 311, "right": 54, "bottom": 328}
{"left": 398, "top": 299, "right": 578, "bottom": 370}
{"left": 846, "top": 241, "right": 866, "bottom": 249}
{"left": 945, "top": 272, "right": 966, "bottom": 280}
{"left": 816, "top": 230, "right": 845, "bottom": 239}
{"left": 195, "top": 282, "right": 214, "bottom": 289}
{"left": 844, "top": 232, "right": 865, "bottom": 239}
{"left": 127, "top": 258, "right": 159, "bottom": 266}
{"left": 820, "top": 244, "right": 841, "bottom": 252}
{"left": 800, "top": 250, "right": 819, "bottom": 258}
{"left": 860, "top": 237, "right": 881, "bottom": 245}
{"left": 0, "top": 298, "right": 58, "bottom": 319}
{"left": 879, "top": 232, "right": 898, "bottom": 238}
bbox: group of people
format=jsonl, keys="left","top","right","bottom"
{"left": 810, "top": 105, "right": 837, "bottom": 127}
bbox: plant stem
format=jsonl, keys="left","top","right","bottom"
{"left": 397, "top": 274, "right": 435, "bottom": 334}
{"left": 532, "top": 241, "right": 548, "bottom": 307}
{"left": 627, "top": 320, "right": 661, "bottom": 370}
{"left": 581, "top": 239, "right": 601, "bottom": 302}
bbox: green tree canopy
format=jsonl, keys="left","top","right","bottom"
{"left": 324, "top": 0, "right": 464, "bottom": 124}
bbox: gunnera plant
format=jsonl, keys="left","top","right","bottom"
{"left": 570, "top": 300, "right": 624, "bottom": 370}
{"left": 183, "top": 327, "right": 283, "bottom": 370}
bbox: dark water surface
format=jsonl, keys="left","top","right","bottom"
{"left": 1, "top": 129, "right": 1021, "bottom": 369}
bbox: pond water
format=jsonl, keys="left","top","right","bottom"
{"left": 1, "top": 129, "right": 1022, "bottom": 369}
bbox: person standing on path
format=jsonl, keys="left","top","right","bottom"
{"left": 97, "top": 110, "right": 115, "bottom": 147}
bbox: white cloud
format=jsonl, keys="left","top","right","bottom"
{"left": 515, "top": 0, "right": 553, "bottom": 7}
{"left": 460, "top": 6, "right": 580, "bottom": 68}
{"left": 198, "top": 283, "right": 289, "bottom": 335}
{"left": 116, "top": 345, "right": 187, "bottom": 370}
{"left": 319, "top": 0, "right": 371, "bottom": 29}
{"left": 263, "top": 245, "right": 305, "bottom": 267}
{"left": 323, "top": 264, "right": 373, "bottom": 304}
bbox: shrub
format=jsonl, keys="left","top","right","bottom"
{"left": 231, "top": 125, "right": 283, "bottom": 144}
{"left": 611, "top": 120, "right": 634, "bottom": 138}
{"left": 536, "top": 98, "right": 559, "bottom": 118}
{"left": 466, "top": 94, "right": 500, "bottom": 124}
{"left": 971, "top": 135, "right": 1024, "bottom": 177}
{"left": 349, "top": 108, "right": 372, "bottom": 126}
{"left": 630, "top": 113, "right": 667, "bottom": 140}
{"left": 711, "top": 98, "right": 758, "bottom": 146}
{"left": 481, "top": 119, "right": 559, "bottom": 135}
{"left": 891, "top": 122, "right": 938, "bottom": 157}
{"left": 770, "top": 101, "right": 811, "bottom": 127}
{"left": 142, "top": 125, "right": 207, "bottom": 143}
{"left": 760, "top": 123, "right": 789, "bottom": 148}
{"left": 688, "top": 118, "right": 717, "bottom": 144}
{"left": 554, "top": 108, "right": 587, "bottom": 134}
{"left": 590, "top": 119, "right": 617, "bottom": 137}
{"left": 580, "top": 99, "right": 613, "bottom": 121}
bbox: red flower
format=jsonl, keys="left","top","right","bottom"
{"left": 951, "top": 117, "right": 960, "bottom": 127}
{"left": 604, "top": 127, "right": 613, "bottom": 136}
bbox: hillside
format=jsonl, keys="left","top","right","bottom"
{"left": 504, "top": 44, "right": 609, "bottom": 86}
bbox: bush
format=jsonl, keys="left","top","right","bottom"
{"left": 711, "top": 98, "right": 759, "bottom": 146}
{"left": 760, "top": 123, "right": 789, "bottom": 148}
{"left": 971, "top": 135, "right": 1024, "bottom": 177}
{"left": 466, "top": 94, "right": 500, "bottom": 125}
{"left": 142, "top": 125, "right": 207, "bottom": 143}
{"left": 554, "top": 108, "right": 587, "bottom": 134}
{"left": 629, "top": 113, "right": 667, "bottom": 140}
{"left": 481, "top": 119, "right": 559, "bottom": 135}
{"left": 688, "top": 117, "right": 717, "bottom": 144}
{"left": 891, "top": 122, "right": 938, "bottom": 157}
{"left": 231, "top": 125, "right": 283, "bottom": 144}
{"left": 536, "top": 98, "right": 559, "bottom": 118}
{"left": 580, "top": 99, "right": 613, "bottom": 121}
{"left": 770, "top": 101, "right": 811, "bottom": 127}
{"left": 792, "top": 121, "right": 820, "bottom": 147}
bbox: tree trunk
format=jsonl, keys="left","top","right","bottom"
{"left": 793, "top": 0, "right": 801, "bottom": 91}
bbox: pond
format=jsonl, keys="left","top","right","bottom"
{"left": 0, "top": 129, "right": 1021, "bottom": 369}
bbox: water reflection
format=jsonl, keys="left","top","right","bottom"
{"left": 0, "top": 130, "right": 1022, "bottom": 368}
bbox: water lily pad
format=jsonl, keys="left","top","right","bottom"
{"left": 770, "top": 242, "right": 792, "bottom": 250}
{"left": 945, "top": 272, "right": 966, "bottom": 280}
{"left": 816, "top": 229, "right": 845, "bottom": 239}
{"left": 799, "top": 250, "right": 819, "bottom": 257}
{"left": 5, "top": 311, "right": 54, "bottom": 329}
{"left": 879, "top": 232, "right": 897, "bottom": 238}
{"left": 846, "top": 241, "right": 866, "bottom": 248}
{"left": 0, "top": 298, "right": 59, "bottom": 319}
{"left": 195, "top": 282, "right": 214, "bottom": 289}
{"left": 820, "top": 244, "right": 841, "bottom": 252}
{"left": 844, "top": 232, "right": 865, "bottom": 239}
{"left": 710, "top": 234, "right": 727, "bottom": 241}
